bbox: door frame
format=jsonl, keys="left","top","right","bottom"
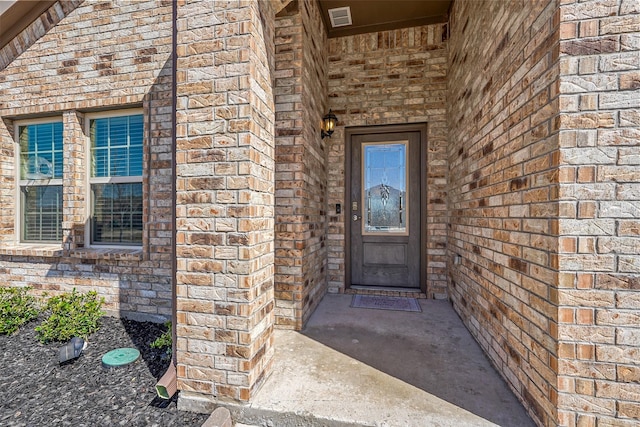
{"left": 345, "top": 123, "right": 428, "bottom": 294}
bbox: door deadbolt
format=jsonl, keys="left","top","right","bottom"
{"left": 352, "top": 214, "right": 361, "bottom": 221}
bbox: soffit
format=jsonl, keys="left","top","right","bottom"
{"left": 318, "top": 0, "right": 452, "bottom": 38}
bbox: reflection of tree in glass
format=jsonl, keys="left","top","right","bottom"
{"left": 366, "top": 184, "right": 405, "bottom": 229}
{"left": 24, "top": 186, "right": 62, "bottom": 241}
{"left": 93, "top": 145, "right": 141, "bottom": 244}
{"left": 93, "top": 183, "right": 142, "bottom": 244}
{"left": 91, "top": 115, "right": 143, "bottom": 245}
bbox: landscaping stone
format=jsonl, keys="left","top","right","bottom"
{"left": 0, "top": 317, "right": 208, "bottom": 427}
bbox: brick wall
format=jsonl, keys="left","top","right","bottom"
{"left": 447, "top": 0, "right": 560, "bottom": 425}
{"left": 274, "top": 0, "right": 328, "bottom": 330}
{"left": 326, "top": 23, "right": 449, "bottom": 297}
{"left": 0, "top": 0, "right": 174, "bottom": 320}
{"left": 0, "top": 1, "right": 83, "bottom": 70}
{"left": 557, "top": 1, "right": 640, "bottom": 425}
{"left": 175, "top": 0, "right": 276, "bottom": 405}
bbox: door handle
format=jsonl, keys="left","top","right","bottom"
{"left": 352, "top": 214, "right": 361, "bottom": 221}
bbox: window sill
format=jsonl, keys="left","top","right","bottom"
{"left": 0, "top": 245, "right": 143, "bottom": 261}
{"left": 0, "top": 244, "right": 64, "bottom": 257}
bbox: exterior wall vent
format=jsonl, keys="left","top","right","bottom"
{"left": 328, "top": 6, "right": 352, "bottom": 27}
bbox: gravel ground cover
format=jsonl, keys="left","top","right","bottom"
{"left": 0, "top": 317, "right": 209, "bottom": 427}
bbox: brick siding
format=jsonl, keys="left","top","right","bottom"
{"left": 274, "top": 0, "right": 328, "bottom": 330}
{"left": 447, "top": 0, "right": 560, "bottom": 425}
{"left": 0, "top": 1, "right": 83, "bottom": 70}
{"left": 557, "top": 0, "right": 640, "bottom": 425}
{"left": 449, "top": 0, "right": 640, "bottom": 426}
{"left": 0, "top": 0, "right": 638, "bottom": 421}
{"left": 0, "top": 0, "right": 174, "bottom": 320}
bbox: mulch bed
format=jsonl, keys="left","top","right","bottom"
{"left": 0, "top": 317, "right": 209, "bottom": 427}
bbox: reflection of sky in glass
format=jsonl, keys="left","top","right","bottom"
{"left": 91, "top": 114, "right": 143, "bottom": 177}
{"left": 364, "top": 143, "right": 407, "bottom": 232}
{"left": 20, "top": 122, "right": 63, "bottom": 179}
{"left": 364, "top": 144, "right": 405, "bottom": 192}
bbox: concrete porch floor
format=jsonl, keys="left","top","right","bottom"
{"left": 221, "top": 294, "right": 535, "bottom": 426}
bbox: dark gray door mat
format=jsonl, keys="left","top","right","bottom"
{"left": 350, "top": 295, "right": 422, "bottom": 312}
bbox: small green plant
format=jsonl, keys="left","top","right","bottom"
{"left": 151, "top": 321, "right": 172, "bottom": 355}
{"left": 0, "top": 287, "right": 40, "bottom": 335}
{"left": 35, "top": 288, "right": 104, "bottom": 343}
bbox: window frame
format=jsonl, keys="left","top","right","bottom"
{"left": 84, "top": 109, "right": 144, "bottom": 249}
{"left": 14, "top": 116, "right": 64, "bottom": 245}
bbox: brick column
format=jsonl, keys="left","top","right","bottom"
{"left": 62, "top": 111, "right": 85, "bottom": 251}
{"left": 557, "top": 1, "right": 640, "bottom": 425}
{"left": 175, "top": 0, "right": 275, "bottom": 407}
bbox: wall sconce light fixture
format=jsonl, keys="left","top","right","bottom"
{"left": 321, "top": 110, "right": 338, "bottom": 139}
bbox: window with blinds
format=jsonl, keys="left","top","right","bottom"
{"left": 89, "top": 113, "right": 143, "bottom": 246}
{"left": 18, "top": 121, "right": 63, "bottom": 242}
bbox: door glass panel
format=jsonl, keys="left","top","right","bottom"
{"left": 362, "top": 141, "right": 408, "bottom": 235}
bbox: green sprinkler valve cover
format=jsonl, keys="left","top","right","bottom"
{"left": 102, "top": 347, "right": 140, "bottom": 368}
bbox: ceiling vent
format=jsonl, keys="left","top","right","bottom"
{"left": 328, "top": 6, "right": 352, "bottom": 28}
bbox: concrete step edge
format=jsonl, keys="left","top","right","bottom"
{"left": 217, "top": 401, "right": 372, "bottom": 427}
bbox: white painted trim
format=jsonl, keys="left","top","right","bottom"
{"left": 14, "top": 117, "right": 63, "bottom": 244}
{"left": 84, "top": 109, "right": 144, "bottom": 248}
{"left": 14, "top": 116, "right": 63, "bottom": 126}
{"left": 84, "top": 108, "right": 143, "bottom": 121}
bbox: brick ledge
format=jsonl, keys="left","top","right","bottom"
{"left": 0, "top": 244, "right": 63, "bottom": 257}
{"left": 0, "top": 245, "right": 143, "bottom": 261}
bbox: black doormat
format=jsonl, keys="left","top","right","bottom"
{"left": 350, "top": 295, "right": 422, "bottom": 312}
